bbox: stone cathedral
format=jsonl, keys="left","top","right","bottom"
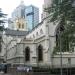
{"left": 0, "top": 0, "right": 75, "bottom": 72}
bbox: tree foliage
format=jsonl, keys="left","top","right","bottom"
{"left": 45, "top": 0, "right": 75, "bottom": 53}
{"left": 0, "top": 8, "right": 7, "bottom": 31}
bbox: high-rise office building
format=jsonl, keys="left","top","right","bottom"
{"left": 8, "top": 2, "right": 39, "bottom": 31}
{"left": 12, "top": 1, "right": 26, "bottom": 21}
{"left": 8, "top": 1, "right": 27, "bottom": 31}
{"left": 25, "top": 5, "right": 39, "bottom": 30}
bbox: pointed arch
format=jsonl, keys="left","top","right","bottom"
{"left": 25, "top": 46, "right": 30, "bottom": 61}
{"left": 38, "top": 44, "right": 43, "bottom": 61}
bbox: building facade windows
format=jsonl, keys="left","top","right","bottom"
{"left": 38, "top": 44, "right": 43, "bottom": 61}
{"left": 18, "top": 23, "right": 21, "bottom": 28}
{"left": 22, "top": 24, "right": 24, "bottom": 28}
{"left": 36, "top": 32, "right": 38, "bottom": 36}
{"left": 25, "top": 47, "right": 30, "bottom": 61}
{"left": 8, "top": 3, "right": 39, "bottom": 31}
{"left": 40, "top": 29, "right": 43, "bottom": 34}
{"left": 33, "top": 34, "right": 35, "bottom": 38}
{"left": 68, "top": 58, "right": 71, "bottom": 65}
{"left": 25, "top": 5, "right": 39, "bottom": 31}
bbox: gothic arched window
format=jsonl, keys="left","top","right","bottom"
{"left": 40, "top": 29, "right": 43, "bottom": 34}
{"left": 36, "top": 32, "right": 38, "bottom": 36}
{"left": 33, "top": 34, "right": 35, "bottom": 38}
{"left": 25, "top": 47, "right": 30, "bottom": 61}
{"left": 22, "top": 24, "right": 24, "bottom": 28}
{"left": 18, "top": 23, "right": 21, "bottom": 28}
{"left": 38, "top": 44, "right": 43, "bottom": 61}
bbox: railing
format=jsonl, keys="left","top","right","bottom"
{"left": 7, "top": 67, "right": 51, "bottom": 75}
{"left": 51, "top": 64, "right": 72, "bottom": 68}
{"left": 7, "top": 67, "right": 33, "bottom": 75}
{"left": 7, "top": 66, "right": 75, "bottom": 75}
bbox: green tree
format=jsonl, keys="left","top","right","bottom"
{"left": 45, "top": 0, "right": 75, "bottom": 53}
{"left": 0, "top": 8, "right": 7, "bottom": 31}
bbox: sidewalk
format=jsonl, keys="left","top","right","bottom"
{"left": 0, "top": 73, "right": 12, "bottom": 75}
{"left": 4, "top": 74, "right": 12, "bottom": 75}
{"left": 0, "top": 71, "right": 4, "bottom": 75}
{"left": 0, "top": 71, "right": 12, "bottom": 75}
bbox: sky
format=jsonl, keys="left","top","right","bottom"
{"left": 0, "top": 0, "right": 44, "bottom": 18}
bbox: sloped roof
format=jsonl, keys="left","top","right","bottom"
{"left": 5, "top": 29, "right": 28, "bottom": 36}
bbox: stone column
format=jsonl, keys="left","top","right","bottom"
{"left": 31, "top": 43, "right": 37, "bottom": 66}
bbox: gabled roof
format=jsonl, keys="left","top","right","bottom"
{"left": 5, "top": 29, "right": 28, "bottom": 36}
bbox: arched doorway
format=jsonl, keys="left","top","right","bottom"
{"left": 38, "top": 44, "right": 43, "bottom": 61}
{"left": 25, "top": 47, "right": 30, "bottom": 61}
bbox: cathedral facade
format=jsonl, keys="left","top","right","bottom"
{"left": 1, "top": 0, "right": 75, "bottom": 69}
{"left": 1, "top": 0, "right": 56, "bottom": 67}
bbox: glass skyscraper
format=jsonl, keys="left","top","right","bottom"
{"left": 25, "top": 5, "right": 39, "bottom": 31}
{"left": 8, "top": 2, "right": 39, "bottom": 31}
{"left": 12, "top": 2, "right": 26, "bottom": 21}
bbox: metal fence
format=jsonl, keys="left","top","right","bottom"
{"left": 7, "top": 67, "right": 51, "bottom": 75}
{"left": 7, "top": 67, "right": 33, "bottom": 75}
{"left": 7, "top": 66, "right": 75, "bottom": 75}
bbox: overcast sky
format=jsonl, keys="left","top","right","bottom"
{"left": 0, "top": 0, "right": 44, "bottom": 18}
